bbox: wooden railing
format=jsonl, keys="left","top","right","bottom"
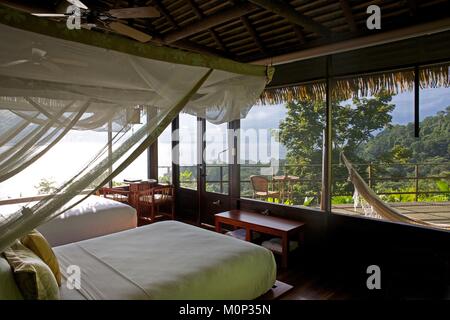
{"left": 172, "top": 162, "right": 450, "bottom": 202}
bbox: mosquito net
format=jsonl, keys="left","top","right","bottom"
{"left": 0, "top": 21, "right": 270, "bottom": 252}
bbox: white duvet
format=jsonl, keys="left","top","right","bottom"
{"left": 56, "top": 221, "right": 277, "bottom": 300}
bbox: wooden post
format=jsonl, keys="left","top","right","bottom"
{"left": 321, "top": 56, "right": 332, "bottom": 212}
{"left": 147, "top": 107, "right": 158, "bottom": 181}
{"left": 368, "top": 163, "right": 372, "bottom": 188}
{"left": 415, "top": 164, "right": 419, "bottom": 202}
{"left": 219, "top": 165, "right": 224, "bottom": 194}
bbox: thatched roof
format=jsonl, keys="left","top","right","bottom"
{"left": 260, "top": 62, "right": 449, "bottom": 104}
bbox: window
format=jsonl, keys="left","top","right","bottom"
{"left": 158, "top": 124, "right": 172, "bottom": 184}
{"left": 331, "top": 66, "right": 450, "bottom": 226}
{"left": 178, "top": 112, "right": 198, "bottom": 190}
{"left": 239, "top": 94, "right": 324, "bottom": 207}
{"left": 113, "top": 110, "right": 147, "bottom": 186}
{"left": 205, "top": 121, "right": 229, "bottom": 194}
{"left": 0, "top": 129, "right": 107, "bottom": 199}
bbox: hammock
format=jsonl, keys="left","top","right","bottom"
{"left": 341, "top": 153, "right": 450, "bottom": 231}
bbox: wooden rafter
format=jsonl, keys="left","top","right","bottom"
{"left": 147, "top": 0, "right": 227, "bottom": 56}
{"left": 162, "top": 2, "right": 258, "bottom": 43}
{"left": 151, "top": 0, "right": 178, "bottom": 30}
{"left": 186, "top": 0, "right": 227, "bottom": 52}
{"left": 338, "top": 0, "right": 357, "bottom": 33}
{"left": 291, "top": 24, "right": 305, "bottom": 44}
{"left": 406, "top": 0, "right": 418, "bottom": 17}
{"left": 240, "top": 16, "right": 266, "bottom": 54}
{"left": 248, "top": 0, "right": 331, "bottom": 37}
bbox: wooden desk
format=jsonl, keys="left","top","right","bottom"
{"left": 215, "top": 210, "right": 305, "bottom": 268}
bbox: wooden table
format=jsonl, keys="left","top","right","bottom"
{"left": 215, "top": 210, "right": 305, "bottom": 268}
{"left": 273, "top": 175, "right": 300, "bottom": 202}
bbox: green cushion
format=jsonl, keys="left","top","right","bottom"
{"left": 0, "top": 256, "right": 23, "bottom": 300}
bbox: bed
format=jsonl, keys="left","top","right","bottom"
{"left": 55, "top": 220, "right": 277, "bottom": 300}
{"left": 0, "top": 195, "right": 137, "bottom": 246}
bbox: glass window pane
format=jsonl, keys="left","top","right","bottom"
{"left": 240, "top": 94, "right": 324, "bottom": 207}
{"left": 158, "top": 124, "right": 172, "bottom": 184}
{"left": 205, "top": 121, "right": 229, "bottom": 194}
{"left": 329, "top": 68, "right": 449, "bottom": 227}
{"left": 113, "top": 112, "right": 147, "bottom": 186}
{"left": 0, "top": 129, "right": 107, "bottom": 200}
{"left": 178, "top": 113, "right": 197, "bottom": 190}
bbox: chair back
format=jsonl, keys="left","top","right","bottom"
{"left": 154, "top": 185, "right": 174, "bottom": 202}
{"left": 100, "top": 187, "right": 130, "bottom": 203}
{"left": 250, "top": 175, "right": 269, "bottom": 193}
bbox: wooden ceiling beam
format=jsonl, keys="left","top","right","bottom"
{"left": 406, "top": 0, "right": 418, "bottom": 17}
{"left": 147, "top": 1, "right": 229, "bottom": 57}
{"left": 338, "top": 0, "right": 357, "bottom": 33}
{"left": 248, "top": 0, "right": 331, "bottom": 37}
{"left": 162, "top": 2, "right": 258, "bottom": 43}
{"left": 186, "top": 0, "right": 227, "bottom": 52}
{"left": 240, "top": 16, "right": 266, "bottom": 54}
{"left": 151, "top": 0, "right": 179, "bottom": 29}
{"left": 291, "top": 24, "right": 305, "bottom": 44}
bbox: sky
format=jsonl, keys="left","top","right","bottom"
{"left": 0, "top": 87, "right": 448, "bottom": 200}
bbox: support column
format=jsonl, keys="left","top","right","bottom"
{"left": 147, "top": 107, "right": 159, "bottom": 180}
{"left": 321, "top": 55, "right": 333, "bottom": 213}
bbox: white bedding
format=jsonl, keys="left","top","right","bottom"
{"left": 0, "top": 196, "right": 137, "bottom": 246}
{"left": 56, "top": 221, "right": 277, "bottom": 300}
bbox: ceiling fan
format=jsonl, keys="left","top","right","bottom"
{"left": 31, "top": 0, "right": 160, "bottom": 43}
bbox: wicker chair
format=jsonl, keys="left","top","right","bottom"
{"left": 100, "top": 187, "right": 130, "bottom": 204}
{"left": 137, "top": 184, "right": 175, "bottom": 224}
{"left": 250, "top": 175, "right": 280, "bottom": 200}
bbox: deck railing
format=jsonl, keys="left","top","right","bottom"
{"left": 168, "top": 162, "right": 450, "bottom": 204}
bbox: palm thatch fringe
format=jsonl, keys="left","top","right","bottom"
{"left": 260, "top": 63, "right": 449, "bottom": 104}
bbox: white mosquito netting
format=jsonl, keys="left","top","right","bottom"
{"left": 0, "top": 22, "right": 270, "bottom": 252}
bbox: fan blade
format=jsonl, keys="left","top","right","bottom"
{"left": 31, "top": 13, "right": 68, "bottom": 17}
{"left": 67, "top": 0, "right": 88, "bottom": 10}
{"left": 108, "top": 22, "right": 152, "bottom": 43}
{"left": 1, "top": 60, "right": 29, "bottom": 67}
{"left": 108, "top": 7, "right": 160, "bottom": 19}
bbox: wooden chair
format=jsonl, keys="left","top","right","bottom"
{"left": 250, "top": 175, "right": 281, "bottom": 201}
{"left": 100, "top": 187, "right": 130, "bottom": 204}
{"left": 137, "top": 184, "right": 175, "bottom": 224}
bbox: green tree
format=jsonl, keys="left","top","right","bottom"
{"left": 278, "top": 91, "right": 395, "bottom": 200}
{"left": 34, "top": 178, "right": 57, "bottom": 195}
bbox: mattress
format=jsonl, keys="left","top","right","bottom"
{"left": 0, "top": 195, "right": 137, "bottom": 246}
{"left": 55, "top": 221, "right": 277, "bottom": 300}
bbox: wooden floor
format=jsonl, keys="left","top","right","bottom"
{"left": 275, "top": 259, "right": 356, "bottom": 300}
{"left": 333, "top": 201, "right": 450, "bottom": 225}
